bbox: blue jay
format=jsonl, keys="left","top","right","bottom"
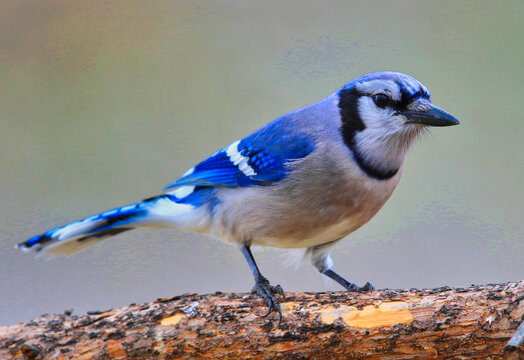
{"left": 18, "top": 71, "right": 459, "bottom": 319}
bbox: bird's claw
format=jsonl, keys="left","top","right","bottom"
{"left": 251, "top": 276, "right": 284, "bottom": 322}
{"left": 347, "top": 281, "right": 375, "bottom": 292}
{"left": 361, "top": 282, "right": 374, "bottom": 292}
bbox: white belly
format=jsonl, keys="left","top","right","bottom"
{"left": 252, "top": 214, "right": 367, "bottom": 249}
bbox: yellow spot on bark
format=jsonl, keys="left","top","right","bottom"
{"left": 280, "top": 302, "right": 299, "bottom": 314}
{"left": 320, "top": 302, "right": 413, "bottom": 328}
{"left": 160, "top": 313, "right": 185, "bottom": 326}
{"left": 319, "top": 305, "right": 351, "bottom": 324}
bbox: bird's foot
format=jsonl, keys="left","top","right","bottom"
{"left": 345, "top": 281, "right": 375, "bottom": 292}
{"left": 251, "top": 276, "right": 285, "bottom": 322}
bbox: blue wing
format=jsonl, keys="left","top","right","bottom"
{"left": 165, "top": 117, "right": 316, "bottom": 190}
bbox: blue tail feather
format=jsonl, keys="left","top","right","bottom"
{"left": 17, "top": 194, "right": 200, "bottom": 256}
{"left": 18, "top": 201, "right": 149, "bottom": 254}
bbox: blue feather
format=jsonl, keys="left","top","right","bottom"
{"left": 340, "top": 71, "right": 431, "bottom": 101}
{"left": 19, "top": 203, "right": 149, "bottom": 251}
{"left": 165, "top": 119, "right": 315, "bottom": 190}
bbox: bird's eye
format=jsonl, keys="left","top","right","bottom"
{"left": 372, "top": 93, "right": 391, "bottom": 108}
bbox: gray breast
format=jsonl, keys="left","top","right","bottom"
{"left": 210, "top": 141, "right": 401, "bottom": 249}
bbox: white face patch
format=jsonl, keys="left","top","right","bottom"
{"left": 225, "top": 140, "right": 257, "bottom": 176}
{"left": 353, "top": 94, "right": 424, "bottom": 173}
{"left": 356, "top": 79, "right": 402, "bottom": 101}
{"left": 357, "top": 96, "right": 403, "bottom": 133}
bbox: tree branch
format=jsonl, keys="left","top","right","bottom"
{"left": 2, "top": 281, "right": 523, "bottom": 359}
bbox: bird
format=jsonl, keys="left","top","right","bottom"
{"left": 17, "top": 71, "right": 460, "bottom": 320}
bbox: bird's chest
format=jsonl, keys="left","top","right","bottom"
{"left": 262, "top": 172, "right": 399, "bottom": 248}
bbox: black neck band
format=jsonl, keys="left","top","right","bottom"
{"left": 338, "top": 88, "right": 398, "bottom": 181}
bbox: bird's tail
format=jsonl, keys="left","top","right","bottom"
{"left": 17, "top": 194, "right": 199, "bottom": 257}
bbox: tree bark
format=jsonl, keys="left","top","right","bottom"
{"left": 1, "top": 281, "right": 523, "bottom": 359}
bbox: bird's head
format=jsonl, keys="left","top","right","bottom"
{"left": 337, "top": 71, "right": 459, "bottom": 180}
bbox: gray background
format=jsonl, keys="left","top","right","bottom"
{"left": 1, "top": 1, "right": 522, "bottom": 326}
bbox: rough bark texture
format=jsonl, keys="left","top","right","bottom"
{"left": 1, "top": 282, "right": 523, "bottom": 359}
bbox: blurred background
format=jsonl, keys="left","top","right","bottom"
{"left": 1, "top": 1, "right": 522, "bottom": 326}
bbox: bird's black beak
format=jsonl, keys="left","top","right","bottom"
{"left": 404, "top": 104, "right": 460, "bottom": 127}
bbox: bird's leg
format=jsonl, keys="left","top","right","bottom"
{"left": 240, "top": 245, "right": 284, "bottom": 321}
{"left": 309, "top": 243, "right": 374, "bottom": 292}
{"left": 322, "top": 268, "right": 374, "bottom": 292}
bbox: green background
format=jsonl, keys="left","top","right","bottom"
{"left": 1, "top": 1, "right": 522, "bottom": 326}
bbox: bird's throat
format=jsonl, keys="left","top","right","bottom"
{"left": 350, "top": 144, "right": 399, "bottom": 180}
